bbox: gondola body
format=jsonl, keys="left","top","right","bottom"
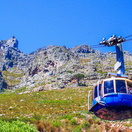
{"left": 89, "top": 77, "right": 132, "bottom": 120}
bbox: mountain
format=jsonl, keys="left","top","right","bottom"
{"left": 0, "top": 36, "right": 132, "bottom": 92}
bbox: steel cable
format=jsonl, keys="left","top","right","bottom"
{"left": 88, "top": 35, "right": 132, "bottom": 49}
{"left": 124, "top": 35, "right": 132, "bottom": 39}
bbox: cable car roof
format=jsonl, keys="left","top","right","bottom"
{"left": 94, "top": 77, "right": 132, "bottom": 87}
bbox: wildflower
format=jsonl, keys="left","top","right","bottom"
{"left": 9, "top": 106, "right": 13, "bottom": 110}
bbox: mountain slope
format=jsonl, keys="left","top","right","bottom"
{"left": 0, "top": 36, "right": 132, "bottom": 92}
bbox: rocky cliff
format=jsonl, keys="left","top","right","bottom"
{"left": 0, "top": 36, "right": 132, "bottom": 92}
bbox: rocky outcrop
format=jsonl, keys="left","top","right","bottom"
{"left": 0, "top": 36, "right": 35, "bottom": 71}
{"left": 1, "top": 36, "right": 132, "bottom": 91}
{"left": 0, "top": 71, "right": 8, "bottom": 91}
{"left": 0, "top": 36, "right": 18, "bottom": 49}
{"left": 71, "top": 44, "right": 95, "bottom": 53}
{"left": 71, "top": 44, "right": 101, "bottom": 55}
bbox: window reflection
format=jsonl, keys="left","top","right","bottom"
{"left": 94, "top": 86, "right": 97, "bottom": 98}
{"left": 116, "top": 80, "right": 126, "bottom": 93}
{"left": 99, "top": 84, "right": 101, "bottom": 96}
{"left": 104, "top": 80, "right": 114, "bottom": 94}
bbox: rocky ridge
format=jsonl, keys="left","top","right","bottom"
{"left": 0, "top": 36, "right": 132, "bottom": 92}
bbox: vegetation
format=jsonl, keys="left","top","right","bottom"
{"left": 79, "top": 58, "right": 90, "bottom": 64}
{"left": 0, "top": 120, "right": 37, "bottom": 132}
{"left": 0, "top": 86, "right": 132, "bottom": 131}
{"left": 2, "top": 68, "right": 24, "bottom": 86}
{"left": 73, "top": 73, "right": 84, "bottom": 86}
{"left": 72, "top": 126, "right": 82, "bottom": 132}
{"left": 66, "top": 70, "right": 74, "bottom": 74}
{"left": 0, "top": 87, "right": 93, "bottom": 131}
{"left": 81, "top": 121, "right": 90, "bottom": 129}
{"left": 96, "top": 70, "right": 107, "bottom": 75}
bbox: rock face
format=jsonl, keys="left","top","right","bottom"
{"left": 71, "top": 44, "right": 97, "bottom": 53}
{"left": 0, "top": 36, "right": 35, "bottom": 71}
{"left": 1, "top": 36, "right": 132, "bottom": 91}
{"left": 0, "top": 71, "right": 8, "bottom": 91}
{"left": 0, "top": 36, "right": 18, "bottom": 49}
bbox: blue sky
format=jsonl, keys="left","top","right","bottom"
{"left": 1, "top": 0, "right": 132, "bottom": 53}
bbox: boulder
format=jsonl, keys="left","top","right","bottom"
{"left": 0, "top": 76, "right": 8, "bottom": 91}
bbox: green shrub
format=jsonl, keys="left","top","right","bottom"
{"left": 52, "top": 121, "right": 61, "bottom": 128}
{"left": 60, "top": 107, "right": 63, "bottom": 110}
{"left": 70, "top": 118, "right": 77, "bottom": 125}
{"left": 81, "top": 121, "right": 90, "bottom": 129}
{"left": 19, "top": 117, "right": 35, "bottom": 124}
{"left": 33, "top": 112, "right": 41, "bottom": 120}
{"left": 60, "top": 114, "right": 73, "bottom": 120}
{"left": 0, "top": 120, "right": 37, "bottom": 132}
{"left": 81, "top": 100, "right": 84, "bottom": 103}
{"left": 73, "top": 73, "right": 84, "bottom": 86}
{"left": 66, "top": 71, "right": 74, "bottom": 74}
{"left": 74, "top": 113, "right": 85, "bottom": 119}
{"left": 72, "top": 125, "right": 81, "bottom": 132}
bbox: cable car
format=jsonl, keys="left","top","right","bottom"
{"left": 88, "top": 35, "right": 132, "bottom": 120}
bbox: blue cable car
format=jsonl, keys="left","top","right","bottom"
{"left": 89, "top": 76, "right": 132, "bottom": 120}
{"left": 88, "top": 35, "right": 132, "bottom": 120}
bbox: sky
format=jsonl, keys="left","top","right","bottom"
{"left": 0, "top": 0, "right": 132, "bottom": 54}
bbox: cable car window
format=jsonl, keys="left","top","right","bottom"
{"left": 94, "top": 86, "right": 97, "bottom": 98}
{"left": 127, "top": 81, "right": 132, "bottom": 94}
{"left": 99, "top": 84, "right": 102, "bottom": 96}
{"left": 116, "top": 80, "right": 126, "bottom": 93}
{"left": 104, "top": 80, "right": 114, "bottom": 94}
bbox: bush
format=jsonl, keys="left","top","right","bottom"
{"left": 0, "top": 120, "right": 37, "bottom": 132}
{"left": 81, "top": 121, "right": 90, "bottom": 129}
{"left": 72, "top": 126, "right": 82, "bottom": 132}
{"left": 70, "top": 118, "right": 77, "bottom": 125}
{"left": 37, "top": 123, "right": 44, "bottom": 131}
{"left": 19, "top": 117, "right": 35, "bottom": 124}
{"left": 52, "top": 121, "right": 61, "bottom": 128}
{"left": 66, "top": 71, "right": 74, "bottom": 74}
{"left": 60, "top": 114, "right": 73, "bottom": 120}
{"left": 33, "top": 112, "right": 41, "bottom": 120}
{"left": 37, "top": 120, "right": 44, "bottom": 131}
{"left": 60, "top": 107, "right": 63, "bottom": 110}
{"left": 88, "top": 119, "right": 94, "bottom": 125}
{"left": 74, "top": 113, "right": 85, "bottom": 119}
{"left": 43, "top": 122, "right": 52, "bottom": 131}
{"left": 1, "top": 117, "right": 17, "bottom": 123}
{"left": 73, "top": 73, "right": 84, "bottom": 86}
{"left": 74, "top": 74, "right": 84, "bottom": 79}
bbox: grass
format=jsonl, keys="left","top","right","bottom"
{"left": 79, "top": 58, "right": 91, "bottom": 64}
{"left": 0, "top": 86, "right": 131, "bottom": 131}
{"left": 125, "top": 61, "right": 132, "bottom": 66}
{"left": 0, "top": 87, "right": 90, "bottom": 118}
{"left": 0, "top": 87, "right": 95, "bottom": 131}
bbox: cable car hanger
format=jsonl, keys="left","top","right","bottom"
{"left": 90, "top": 34, "right": 132, "bottom": 49}
{"left": 88, "top": 35, "right": 132, "bottom": 120}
